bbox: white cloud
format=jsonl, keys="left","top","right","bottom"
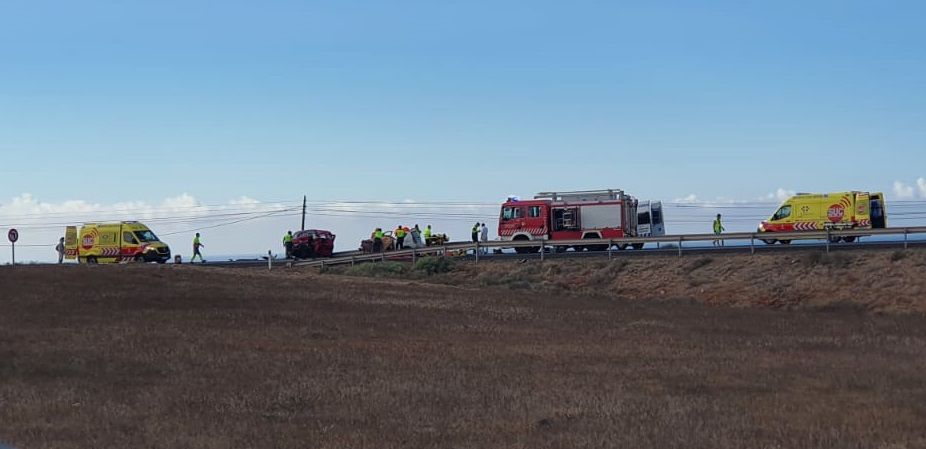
{"left": 893, "top": 181, "right": 915, "bottom": 199}
{"left": 674, "top": 194, "right": 699, "bottom": 203}
{"left": 918, "top": 178, "right": 926, "bottom": 199}
{"left": 766, "top": 188, "right": 796, "bottom": 202}
{"left": 160, "top": 193, "right": 200, "bottom": 210}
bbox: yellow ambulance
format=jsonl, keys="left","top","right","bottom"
{"left": 64, "top": 221, "right": 171, "bottom": 264}
{"left": 758, "top": 191, "right": 887, "bottom": 244}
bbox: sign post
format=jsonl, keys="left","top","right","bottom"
{"left": 8, "top": 228, "right": 19, "bottom": 266}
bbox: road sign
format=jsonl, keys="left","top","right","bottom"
{"left": 7, "top": 228, "right": 17, "bottom": 266}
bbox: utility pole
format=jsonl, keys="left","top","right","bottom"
{"left": 301, "top": 195, "right": 307, "bottom": 231}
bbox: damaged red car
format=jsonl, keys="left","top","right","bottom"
{"left": 292, "top": 229, "right": 336, "bottom": 258}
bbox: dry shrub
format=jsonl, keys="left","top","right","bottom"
{"left": 345, "top": 261, "right": 409, "bottom": 277}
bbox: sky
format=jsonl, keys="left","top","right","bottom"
{"left": 2, "top": 0, "right": 926, "bottom": 261}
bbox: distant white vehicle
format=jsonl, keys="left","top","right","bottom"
{"left": 636, "top": 200, "right": 665, "bottom": 239}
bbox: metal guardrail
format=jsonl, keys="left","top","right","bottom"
{"left": 291, "top": 226, "right": 926, "bottom": 269}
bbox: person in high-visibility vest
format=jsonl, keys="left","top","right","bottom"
{"left": 712, "top": 214, "right": 725, "bottom": 247}
{"left": 283, "top": 231, "right": 294, "bottom": 258}
{"left": 191, "top": 233, "right": 205, "bottom": 263}
{"left": 394, "top": 226, "right": 406, "bottom": 250}
{"left": 373, "top": 228, "right": 384, "bottom": 253}
{"left": 424, "top": 225, "right": 432, "bottom": 246}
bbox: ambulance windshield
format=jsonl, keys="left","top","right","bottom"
{"left": 134, "top": 230, "right": 160, "bottom": 242}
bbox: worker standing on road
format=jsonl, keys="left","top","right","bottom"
{"left": 55, "top": 237, "right": 65, "bottom": 264}
{"left": 713, "top": 214, "right": 725, "bottom": 247}
{"left": 191, "top": 233, "right": 205, "bottom": 263}
{"left": 480, "top": 223, "right": 488, "bottom": 254}
{"left": 424, "top": 225, "right": 432, "bottom": 246}
{"left": 395, "top": 225, "right": 406, "bottom": 250}
{"left": 283, "top": 231, "right": 294, "bottom": 258}
{"left": 373, "top": 227, "right": 384, "bottom": 252}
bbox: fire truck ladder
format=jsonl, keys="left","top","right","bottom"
{"left": 534, "top": 189, "right": 626, "bottom": 202}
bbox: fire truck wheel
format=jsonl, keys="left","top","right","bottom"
{"left": 572, "top": 245, "right": 585, "bottom": 252}
{"left": 779, "top": 240, "right": 791, "bottom": 245}
{"left": 761, "top": 239, "right": 776, "bottom": 245}
{"left": 632, "top": 243, "right": 645, "bottom": 250}
{"left": 618, "top": 244, "right": 629, "bottom": 250}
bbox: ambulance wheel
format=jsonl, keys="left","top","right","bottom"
{"left": 828, "top": 236, "right": 841, "bottom": 243}
{"left": 843, "top": 236, "right": 856, "bottom": 243}
{"left": 134, "top": 255, "right": 146, "bottom": 263}
{"left": 779, "top": 240, "right": 791, "bottom": 245}
{"left": 86, "top": 256, "right": 98, "bottom": 264}
{"left": 632, "top": 243, "right": 645, "bottom": 250}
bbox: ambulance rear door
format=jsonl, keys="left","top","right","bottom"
{"left": 64, "top": 226, "right": 78, "bottom": 260}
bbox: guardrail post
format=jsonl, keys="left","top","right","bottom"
{"left": 608, "top": 240, "right": 613, "bottom": 260}
{"left": 825, "top": 229, "right": 831, "bottom": 254}
{"left": 320, "top": 260, "right": 325, "bottom": 271}
{"left": 412, "top": 248, "right": 417, "bottom": 264}
{"left": 904, "top": 229, "right": 909, "bottom": 250}
{"left": 267, "top": 250, "right": 272, "bottom": 271}
{"left": 677, "top": 237, "right": 683, "bottom": 258}
{"left": 750, "top": 236, "right": 755, "bottom": 255}
{"left": 351, "top": 256, "right": 355, "bottom": 266}
{"left": 475, "top": 242, "right": 479, "bottom": 264}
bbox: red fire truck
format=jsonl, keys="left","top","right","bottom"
{"left": 498, "top": 189, "right": 640, "bottom": 253}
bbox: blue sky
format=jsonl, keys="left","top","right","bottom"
{"left": 2, "top": 0, "right": 926, "bottom": 260}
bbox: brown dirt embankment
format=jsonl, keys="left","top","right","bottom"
{"left": 327, "top": 248, "right": 926, "bottom": 313}
{"left": 1, "top": 265, "right": 926, "bottom": 448}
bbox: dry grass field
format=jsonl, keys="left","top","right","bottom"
{"left": 1, "top": 259, "right": 926, "bottom": 448}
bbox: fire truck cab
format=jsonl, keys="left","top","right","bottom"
{"left": 637, "top": 200, "right": 665, "bottom": 238}
{"left": 498, "top": 189, "right": 639, "bottom": 253}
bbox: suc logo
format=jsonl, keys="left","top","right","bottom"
{"left": 827, "top": 204, "right": 845, "bottom": 223}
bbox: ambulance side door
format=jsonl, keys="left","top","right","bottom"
{"left": 122, "top": 229, "right": 141, "bottom": 256}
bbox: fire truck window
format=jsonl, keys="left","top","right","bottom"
{"left": 528, "top": 206, "right": 541, "bottom": 218}
{"left": 123, "top": 232, "right": 138, "bottom": 245}
{"left": 652, "top": 209, "right": 662, "bottom": 224}
{"left": 502, "top": 207, "right": 514, "bottom": 220}
{"left": 772, "top": 205, "right": 792, "bottom": 221}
